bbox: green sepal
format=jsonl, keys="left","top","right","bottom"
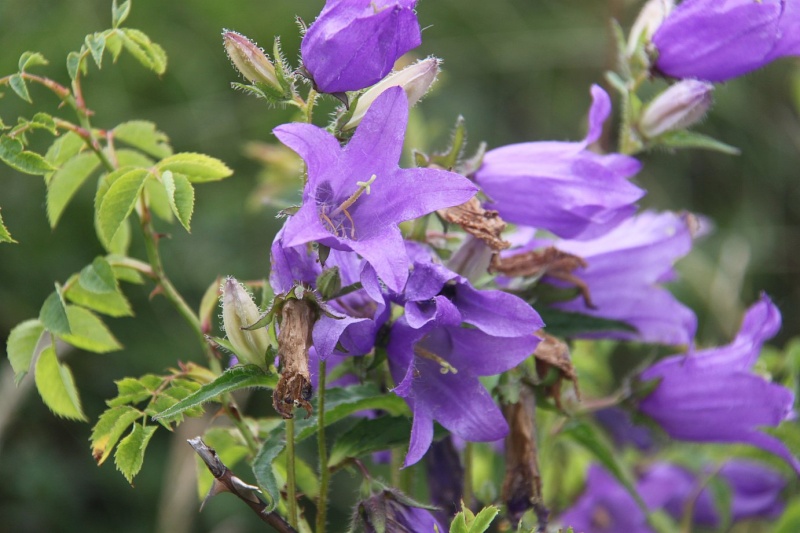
{"left": 651, "top": 130, "right": 740, "bottom": 155}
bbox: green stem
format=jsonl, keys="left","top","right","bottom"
{"left": 225, "top": 401, "right": 259, "bottom": 455}
{"left": 463, "top": 442, "right": 474, "bottom": 510}
{"left": 285, "top": 417, "right": 298, "bottom": 529}
{"left": 304, "top": 88, "right": 318, "bottom": 124}
{"left": 316, "top": 359, "right": 330, "bottom": 533}
{"left": 390, "top": 448, "right": 403, "bottom": 488}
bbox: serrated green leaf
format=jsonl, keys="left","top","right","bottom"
{"left": 119, "top": 28, "right": 167, "bottom": 75}
{"left": 161, "top": 171, "right": 194, "bottom": 231}
{"left": 8, "top": 74, "right": 31, "bottom": 103}
{"left": 152, "top": 365, "right": 276, "bottom": 420}
{"left": 144, "top": 174, "right": 174, "bottom": 222}
{"left": 538, "top": 308, "right": 637, "bottom": 338}
{"left": 59, "top": 306, "right": 122, "bottom": 353}
{"left": 66, "top": 51, "right": 82, "bottom": 80}
{"left": 655, "top": 130, "right": 741, "bottom": 155}
{"left": 562, "top": 420, "right": 646, "bottom": 512}
{"left": 0, "top": 135, "right": 57, "bottom": 175}
{"left": 112, "top": 0, "right": 132, "bottom": 28}
{"left": 105, "top": 31, "right": 124, "bottom": 60}
{"left": 113, "top": 120, "right": 172, "bottom": 159}
{"left": 107, "top": 376, "right": 159, "bottom": 407}
{"left": 6, "top": 319, "right": 45, "bottom": 382}
{"left": 97, "top": 168, "right": 149, "bottom": 246}
{"left": 91, "top": 405, "right": 143, "bottom": 465}
{"left": 46, "top": 152, "right": 101, "bottom": 227}
{"left": 65, "top": 274, "right": 134, "bottom": 317}
{"left": 114, "top": 423, "right": 157, "bottom": 484}
{"left": 31, "top": 112, "right": 57, "bottom": 135}
{"left": 156, "top": 153, "right": 233, "bottom": 183}
{"left": 450, "top": 511, "right": 469, "bottom": 533}
{"left": 79, "top": 256, "right": 118, "bottom": 293}
{"left": 34, "top": 345, "right": 86, "bottom": 421}
{"left": 85, "top": 33, "right": 106, "bottom": 68}
{"left": 328, "top": 416, "right": 412, "bottom": 467}
{"left": 116, "top": 148, "right": 155, "bottom": 169}
{"left": 45, "top": 131, "right": 86, "bottom": 170}
{"left": 0, "top": 208, "right": 16, "bottom": 243}
{"left": 39, "top": 285, "right": 71, "bottom": 335}
{"left": 18, "top": 51, "right": 48, "bottom": 71}
{"left": 468, "top": 506, "right": 499, "bottom": 533}
{"left": 252, "top": 431, "right": 284, "bottom": 511}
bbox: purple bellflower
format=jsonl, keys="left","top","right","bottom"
{"left": 559, "top": 465, "right": 652, "bottom": 533}
{"left": 594, "top": 407, "right": 654, "bottom": 451}
{"left": 387, "top": 243, "right": 543, "bottom": 466}
{"left": 274, "top": 86, "right": 477, "bottom": 293}
{"left": 638, "top": 294, "right": 800, "bottom": 473}
{"left": 475, "top": 85, "right": 645, "bottom": 240}
{"left": 300, "top": 0, "right": 422, "bottom": 93}
{"left": 638, "top": 461, "right": 785, "bottom": 526}
{"left": 270, "top": 228, "right": 389, "bottom": 360}
{"left": 534, "top": 210, "right": 697, "bottom": 345}
{"left": 652, "top": 0, "right": 800, "bottom": 82}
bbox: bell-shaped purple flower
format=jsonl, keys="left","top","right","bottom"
{"left": 638, "top": 294, "right": 800, "bottom": 473}
{"left": 559, "top": 465, "right": 652, "bottom": 533}
{"left": 652, "top": 0, "right": 800, "bottom": 82}
{"left": 638, "top": 460, "right": 786, "bottom": 526}
{"left": 301, "top": 0, "right": 422, "bottom": 93}
{"left": 387, "top": 243, "right": 543, "bottom": 466}
{"left": 475, "top": 85, "right": 644, "bottom": 240}
{"left": 274, "top": 87, "right": 477, "bottom": 293}
{"left": 270, "top": 228, "right": 389, "bottom": 360}
{"left": 542, "top": 210, "right": 697, "bottom": 345}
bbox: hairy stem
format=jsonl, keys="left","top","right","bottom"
{"left": 285, "top": 417, "right": 298, "bottom": 529}
{"left": 316, "top": 359, "right": 330, "bottom": 533}
{"left": 463, "top": 442, "right": 474, "bottom": 510}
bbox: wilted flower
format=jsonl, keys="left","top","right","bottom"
{"left": 220, "top": 276, "right": 271, "bottom": 367}
{"left": 639, "top": 80, "right": 714, "bottom": 138}
{"left": 222, "top": 31, "right": 281, "bottom": 89}
{"left": 501, "top": 211, "right": 697, "bottom": 345}
{"left": 637, "top": 294, "right": 800, "bottom": 473}
{"left": 559, "top": 465, "right": 651, "bottom": 533}
{"left": 475, "top": 85, "right": 645, "bottom": 240}
{"left": 652, "top": 0, "right": 800, "bottom": 82}
{"left": 301, "top": 0, "right": 422, "bottom": 93}
{"left": 387, "top": 243, "right": 543, "bottom": 466}
{"left": 273, "top": 87, "right": 477, "bottom": 292}
{"left": 342, "top": 57, "right": 440, "bottom": 131}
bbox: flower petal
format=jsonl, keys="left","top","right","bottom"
{"left": 273, "top": 122, "right": 342, "bottom": 192}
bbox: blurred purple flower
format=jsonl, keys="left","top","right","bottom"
{"left": 638, "top": 460, "right": 786, "bottom": 526}
{"left": 638, "top": 294, "right": 800, "bottom": 473}
{"left": 594, "top": 407, "right": 654, "bottom": 451}
{"left": 274, "top": 87, "right": 477, "bottom": 293}
{"left": 543, "top": 210, "right": 696, "bottom": 345}
{"left": 652, "top": 0, "right": 800, "bottom": 82}
{"left": 475, "top": 85, "right": 644, "bottom": 240}
{"left": 301, "top": 0, "right": 422, "bottom": 93}
{"left": 559, "top": 465, "right": 652, "bottom": 533}
{"left": 387, "top": 243, "right": 543, "bottom": 466}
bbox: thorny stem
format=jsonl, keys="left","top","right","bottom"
{"left": 316, "top": 359, "right": 330, "bottom": 533}
{"left": 285, "top": 417, "right": 299, "bottom": 529}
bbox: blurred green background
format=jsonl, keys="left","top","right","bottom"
{"left": 1, "top": 0, "right": 799, "bottom": 531}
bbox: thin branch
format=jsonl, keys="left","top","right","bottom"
{"left": 188, "top": 437, "right": 297, "bottom": 533}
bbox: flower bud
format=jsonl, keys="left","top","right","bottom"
{"left": 342, "top": 57, "right": 440, "bottom": 131}
{"left": 222, "top": 30, "right": 280, "bottom": 89}
{"left": 353, "top": 488, "right": 444, "bottom": 533}
{"left": 220, "top": 276, "right": 271, "bottom": 367}
{"left": 639, "top": 80, "right": 713, "bottom": 138}
{"left": 626, "top": 0, "right": 674, "bottom": 56}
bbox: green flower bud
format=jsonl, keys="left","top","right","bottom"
{"left": 639, "top": 79, "right": 713, "bottom": 138}
{"left": 220, "top": 276, "right": 270, "bottom": 367}
{"left": 343, "top": 57, "right": 440, "bottom": 131}
{"left": 223, "top": 30, "right": 280, "bottom": 89}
